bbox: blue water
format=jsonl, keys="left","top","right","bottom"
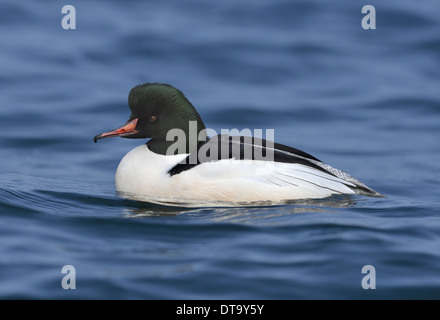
{"left": 1, "top": 0, "right": 440, "bottom": 299}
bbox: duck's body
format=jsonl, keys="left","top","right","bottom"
{"left": 115, "top": 143, "right": 377, "bottom": 206}
{"left": 95, "top": 83, "right": 382, "bottom": 206}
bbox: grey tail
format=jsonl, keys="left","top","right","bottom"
{"left": 309, "top": 159, "right": 385, "bottom": 197}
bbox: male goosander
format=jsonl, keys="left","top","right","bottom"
{"left": 94, "top": 83, "right": 382, "bottom": 206}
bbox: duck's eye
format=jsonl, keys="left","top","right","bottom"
{"left": 148, "top": 115, "right": 156, "bottom": 122}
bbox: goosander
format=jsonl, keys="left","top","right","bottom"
{"left": 94, "top": 83, "right": 382, "bottom": 206}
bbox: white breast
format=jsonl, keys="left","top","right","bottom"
{"left": 115, "top": 145, "right": 187, "bottom": 199}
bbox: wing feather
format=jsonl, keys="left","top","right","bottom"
{"left": 168, "top": 135, "right": 382, "bottom": 197}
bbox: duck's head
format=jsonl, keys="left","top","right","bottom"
{"left": 94, "top": 83, "right": 207, "bottom": 154}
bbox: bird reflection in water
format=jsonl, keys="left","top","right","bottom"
{"left": 121, "top": 193, "right": 361, "bottom": 224}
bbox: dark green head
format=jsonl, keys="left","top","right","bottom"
{"left": 94, "top": 83, "right": 207, "bottom": 154}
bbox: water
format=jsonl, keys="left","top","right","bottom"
{"left": 1, "top": 0, "right": 440, "bottom": 299}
